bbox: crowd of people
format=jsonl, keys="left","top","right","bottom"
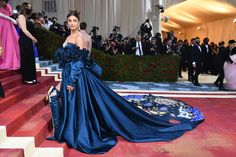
{"left": 182, "top": 37, "right": 236, "bottom": 90}
{"left": 0, "top": 1, "right": 234, "bottom": 155}
{"left": 0, "top": 0, "right": 235, "bottom": 95}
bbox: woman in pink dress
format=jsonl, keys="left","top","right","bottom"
{"left": 224, "top": 50, "right": 236, "bottom": 90}
{"left": 0, "top": 0, "right": 20, "bottom": 70}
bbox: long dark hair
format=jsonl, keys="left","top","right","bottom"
{"left": 67, "top": 10, "right": 80, "bottom": 21}
{"left": 19, "top": 2, "right": 32, "bottom": 17}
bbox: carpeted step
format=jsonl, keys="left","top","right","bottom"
{"left": 1, "top": 71, "right": 44, "bottom": 91}
{"left": 11, "top": 106, "right": 53, "bottom": 146}
{"left": 0, "top": 136, "right": 63, "bottom": 157}
{"left": 0, "top": 70, "right": 20, "bottom": 79}
{"left": 1, "top": 74, "right": 22, "bottom": 91}
{"left": 0, "top": 149, "right": 24, "bottom": 157}
{"left": 0, "top": 137, "right": 35, "bottom": 157}
{"left": 0, "top": 94, "right": 47, "bottom": 136}
{"left": 0, "top": 76, "right": 54, "bottom": 113}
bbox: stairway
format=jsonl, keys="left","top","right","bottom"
{"left": 0, "top": 69, "right": 64, "bottom": 157}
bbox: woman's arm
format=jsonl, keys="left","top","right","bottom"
{"left": 0, "top": 13, "right": 17, "bottom": 25}
{"left": 67, "top": 60, "right": 84, "bottom": 92}
{"left": 18, "top": 14, "right": 37, "bottom": 43}
{"left": 89, "top": 36, "right": 92, "bottom": 55}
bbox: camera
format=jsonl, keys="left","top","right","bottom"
{"left": 113, "top": 26, "right": 120, "bottom": 32}
{"left": 90, "top": 26, "right": 102, "bottom": 49}
{"left": 92, "top": 26, "right": 99, "bottom": 32}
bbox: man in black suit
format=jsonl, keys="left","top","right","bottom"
{"left": 192, "top": 37, "right": 203, "bottom": 86}
{"left": 214, "top": 40, "right": 235, "bottom": 90}
{"left": 187, "top": 38, "right": 195, "bottom": 82}
{"left": 201, "top": 38, "right": 212, "bottom": 74}
{"left": 131, "top": 34, "right": 145, "bottom": 56}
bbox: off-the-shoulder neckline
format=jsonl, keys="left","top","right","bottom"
{"left": 64, "top": 42, "right": 89, "bottom": 51}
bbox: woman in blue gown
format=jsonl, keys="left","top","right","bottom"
{"left": 47, "top": 11, "right": 204, "bottom": 154}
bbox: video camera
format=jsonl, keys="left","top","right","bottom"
{"left": 113, "top": 26, "right": 120, "bottom": 32}
{"left": 90, "top": 26, "right": 99, "bottom": 34}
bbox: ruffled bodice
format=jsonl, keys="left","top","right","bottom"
{"left": 55, "top": 43, "right": 90, "bottom": 67}
{"left": 55, "top": 43, "right": 102, "bottom": 87}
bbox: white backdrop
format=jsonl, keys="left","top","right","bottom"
{"left": 9, "top": 0, "right": 153, "bottom": 37}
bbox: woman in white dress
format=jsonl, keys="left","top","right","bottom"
{"left": 224, "top": 48, "right": 236, "bottom": 90}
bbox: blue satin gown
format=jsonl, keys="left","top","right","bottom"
{"left": 48, "top": 43, "right": 204, "bottom": 154}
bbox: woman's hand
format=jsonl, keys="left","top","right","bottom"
{"left": 67, "top": 85, "right": 74, "bottom": 92}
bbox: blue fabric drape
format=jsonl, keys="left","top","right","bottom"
{"left": 50, "top": 43, "right": 204, "bottom": 154}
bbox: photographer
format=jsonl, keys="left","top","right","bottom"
{"left": 105, "top": 39, "right": 119, "bottom": 55}
{"left": 119, "top": 37, "right": 132, "bottom": 55}
{"left": 166, "top": 31, "right": 177, "bottom": 45}
{"left": 43, "top": 16, "right": 53, "bottom": 30}
{"left": 149, "top": 38, "right": 159, "bottom": 55}
{"left": 109, "top": 26, "right": 123, "bottom": 41}
{"left": 101, "top": 39, "right": 110, "bottom": 52}
{"left": 139, "top": 19, "right": 152, "bottom": 39}
{"left": 49, "top": 17, "right": 65, "bottom": 37}
{"left": 31, "top": 12, "right": 45, "bottom": 28}
{"left": 90, "top": 26, "right": 102, "bottom": 49}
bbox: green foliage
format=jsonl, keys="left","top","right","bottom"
{"left": 92, "top": 49, "right": 180, "bottom": 82}
{"left": 34, "top": 28, "right": 179, "bottom": 82}
{"left": 34, "top": 28, "right": 65, "bottom": 61}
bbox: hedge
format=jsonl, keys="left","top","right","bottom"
{"left": 34, "top": 28, "right": 180, "bottom": 82}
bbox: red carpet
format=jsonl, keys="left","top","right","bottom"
{"left": 0, "top": 149, "right": 24, "bottom": 157}
{"left": 0, "top": 70, "right": 236, "bottom": 157}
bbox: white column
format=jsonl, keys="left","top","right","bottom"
{"left": 95, "top": 0, "right": 102, "bottom": 30}
{"left": 150, "top": 0, "right": 163, "bottom": 34}
{"left": 57, "top": 0, "right": 69, "bottom": 24}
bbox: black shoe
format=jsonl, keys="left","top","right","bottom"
{"left": 194, "top": 83, "right": 201, "bottom": 86}
{"left": 179, "top": 76, "right": 183, "bottom": 78}
{"left": 213, "top": 82, "right": 219, "bottom": 87}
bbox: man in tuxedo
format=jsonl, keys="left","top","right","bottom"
{"left": 214, "top": 40, "right": 235, "bottom": 90}
{"left": 132, "top": 34, "right": 144, "bottom": 56}
{"left": 187, "top": 38, "right": 195, "bottom": 82}
{"left": 201, "top": 38, "right": 212, "bottom": 74}
{"left": 192, "top": 37, "right": 203, "bottom": 86}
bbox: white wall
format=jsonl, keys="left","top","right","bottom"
{"left": 9, "top": 0, "right": 154, "bottom": 37}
